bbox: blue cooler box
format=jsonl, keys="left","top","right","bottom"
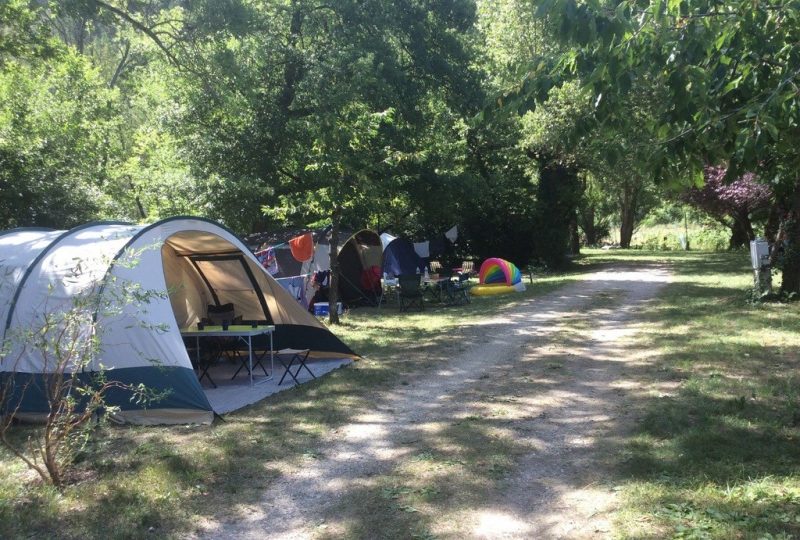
{"left": 313, "top": 302, "right": 343, "bottom": 316}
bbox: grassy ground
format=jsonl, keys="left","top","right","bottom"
{"left": 0, "top": 271, "right": 574, "bottom": 540}
{"left": 0, "top": 251, "right": 797, "bottom": 539}
{"left": 585, "top": 250, "right": 800, "bottom": 539}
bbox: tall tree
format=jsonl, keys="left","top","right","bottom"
{"left": 519, "top": 0, "right": 800, "bottom": 294}
{"left": 0, "top": 5, "right": 121, "bottom": 229}
{"left": 683, "top": 166, "right": 773, "bottom": 249}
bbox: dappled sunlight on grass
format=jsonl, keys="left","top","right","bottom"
{"left": 3, "top": 250, "right": 795, "bottom": 538}
{"left": 606, "top": 250, "right": 800, "bottom": 538}
{"left": 1, "top": 269, "right": 579, "bottom": 539}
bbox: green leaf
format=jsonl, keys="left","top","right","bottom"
{"left": 765, "top": 122, "right": 779, "bottom": 142}
{"left": 652, "top": 0, "right": 663, "bottom": 22}
{"left": 667, "top": 0, "right": 682, "bottom": 14}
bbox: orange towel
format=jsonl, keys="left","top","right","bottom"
{"left": 289, "top": 232, "right": 314, "bottom": 262}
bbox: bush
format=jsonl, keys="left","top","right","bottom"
{"left": 633, "top": 230, "right": 683, "bottom": 250}
{"left": 631, "top": 224, "right": 731, "bottom": 251}
{"left": 691, "top": 227, "right": 730, "bottom": 251}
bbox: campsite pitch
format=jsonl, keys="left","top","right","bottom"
{"left": 5, "top": 251, "right": 795, "bottom": 539}
{"left": 192, "top": 265, "right": 671, "bottom": 539}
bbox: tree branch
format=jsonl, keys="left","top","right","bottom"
{"left": 108, "top": 40, "right": 130, "bottom": 88}
{"left": 92, "top": 0, "right": 181, "bottom": 67}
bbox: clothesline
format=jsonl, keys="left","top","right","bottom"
{"left": 273, "top": 272, "right": 314, "bottom": 282}
{"left": 255, "top": 240, "right": 288, "bottom": 252}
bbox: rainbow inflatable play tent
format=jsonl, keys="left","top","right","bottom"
{"left": 471, "top": 258, "right": 526, "bottom": 296}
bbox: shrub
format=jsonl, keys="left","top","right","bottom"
{"left": 0, "top": 253, "right": 164, "bottom": 487}
{"left": 691, "top": 227, "right": 731, "bottom": 251}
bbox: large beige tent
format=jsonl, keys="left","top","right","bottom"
{"left": 0, "top": 217, "right": 356, "bottom": 425}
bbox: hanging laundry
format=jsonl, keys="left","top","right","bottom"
{"left": 312, "top": 243, "right": 331, "bottom": 272}
{"left": 289, "top": 232, "right": 314, "bottom": 262}
{"left": 256, "top": 248, "right": 279, "bottom": 275}
{"left": 413, "top": 241, "right": 430, "bottom": 258}
{"left": 275, "top": 276, "right": 296, "bottom": 298}
{"left": 313, "top": 270, "right": 331, "bottom": 288}
{"left": 293, "top": 275, "right": 309, "bottom": 307}
{"left": 445, "top": 225, "right": 458, "bottom": 243}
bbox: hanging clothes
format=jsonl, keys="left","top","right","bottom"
{"left": 413, "top": 241, "right": 430, "bottom": 258}
{"left": 289, "top": 232, "right": 314, "bottom": 262}
{"left": 275, "top": 276, "right": 297, "bottom": 298}
{"left": 445, "top": 225, "right": 458, "bottom": 243}
{"left": 293, "top": 275, "right": 309, "bottom": 307}
{"left": 312, "top": 244, "right": 331, "bottom": 272}
{"left": 256, "top": 248, "right": 279, "bottom": 275}
{"left": 313, "top": 270, "right": 331, "bottom": 288}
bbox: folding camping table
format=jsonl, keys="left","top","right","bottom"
{"left": 181, "top": 325, "right": 275, "bottom": 386}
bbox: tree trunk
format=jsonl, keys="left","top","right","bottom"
{"left": 619, "top": 179, "right": 639, "bottom": 248}
{"left": 779, "top": 179, "right": 800, "bottom": 296}
{"left": 327, "top": 206, "right": 342, "bottom": 324}
{"left": 569, "top": 211, "right": 580, "bottom": 256}
{"left": 765, "top": 202, "right": 781, "bottom": 244}
{"left": 278, "top": 6, "right": 305, "bottom": 114}
{"left": 581, "top": 204, "right": 598, "bottom": 246}
{"left": 729, "top": 211, "right": 755, "bottom": 250}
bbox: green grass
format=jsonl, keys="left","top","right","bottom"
{"left": 1, "top": 250, "right": 797, "bottom": 539}
{"left": 594, "top": 250, "right": 800, "bottom": 539}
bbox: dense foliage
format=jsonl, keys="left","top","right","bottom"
{"left": 1, "top": 0, "right": 798, "bottom": 290}
{"left": 683, "top": 166, "right": 773, "bottom": 249}
{"left": 507, "top": 0, "right": 800, "bottom": 291}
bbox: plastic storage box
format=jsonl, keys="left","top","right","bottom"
{"left": 313, "top": 302, "right": 343, "bottom": 316}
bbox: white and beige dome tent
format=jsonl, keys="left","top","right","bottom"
{"left": 0, "top": 217, "right": 357, "bottom": 425}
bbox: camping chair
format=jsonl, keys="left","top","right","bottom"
{"left": 230, "top": 347, "right": 270, "bottom": 379}
{"left": 184, "top": 337, "right": 219, "bottom": 388}
{"left": 378, "top": 276, "right": 399, "bottom": 309}
{"left": 442, "top": 277, "right": 470, "bottom": 306}
{"left": 459, "top": 260, "right": 475, "bottom": 277}
{"left": 398, "top": 274, "right": 425, "bottom": 312}
{"left": 453, "top": 275, "right": 471, "bottom": 304}
{"left": 206, "top": 302, "right": 236, "bottom": 326}
{"left": 277, "top": 348, "right": 314, "bottom": 385}
{"left": 429, "top": 260, "right": 443, "bottom": 273}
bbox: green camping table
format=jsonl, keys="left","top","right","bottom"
{"left": 180, "top": 325, "right": 275, "bottom": 386}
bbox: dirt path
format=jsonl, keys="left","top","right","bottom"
{"left": 198, "top": 265, "right": 671, "bottom": 539}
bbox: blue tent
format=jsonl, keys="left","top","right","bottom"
{"left": 382, "top": 237, "right": 423, "bottom": 277}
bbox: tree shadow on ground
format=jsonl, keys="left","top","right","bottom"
{"left": 607, "top": 268, "right": 800, "bottom": 537}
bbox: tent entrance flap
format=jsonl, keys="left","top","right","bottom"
{"left": 188, "top": 254, "right": 274, "bottom": 324}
